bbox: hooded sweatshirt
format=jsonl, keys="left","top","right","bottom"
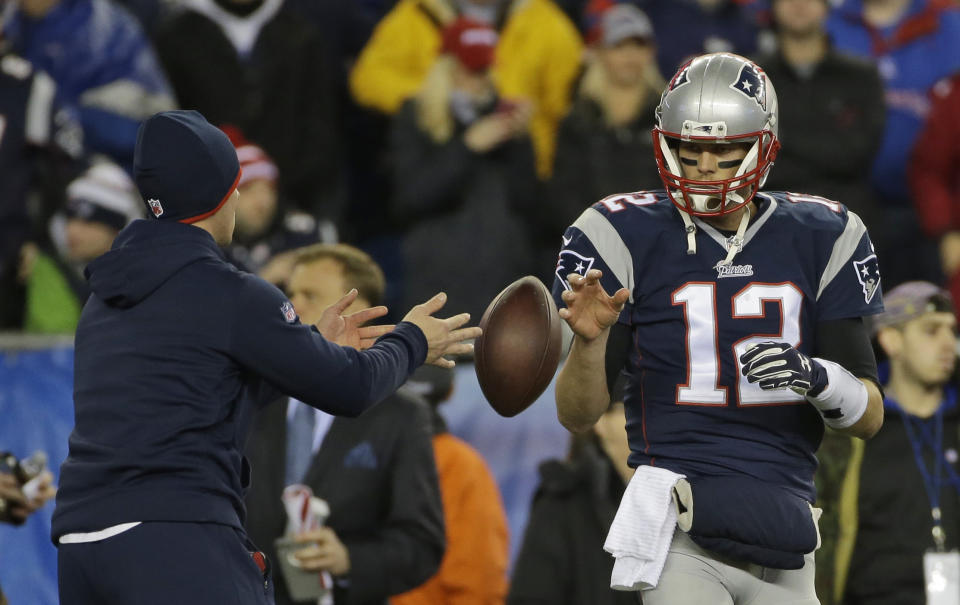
{"left": 51, "top": 219, "right": 427, "bottom": 541}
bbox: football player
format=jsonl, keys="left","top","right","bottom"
{"left": 553, "top": 52, "right": 884, "bottom": 604}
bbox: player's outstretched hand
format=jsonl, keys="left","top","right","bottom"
{"left": 559, "top": 270, "right": 629, "bottom": 341}
{"left": 402, "top": 292, "right": 482, "bottom": 368}
{"left": 316, "top": 289, "right": 394, "bottom": 350}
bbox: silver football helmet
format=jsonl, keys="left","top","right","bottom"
{"left": 653, "top": 53, "right": 780, "bottom": 217}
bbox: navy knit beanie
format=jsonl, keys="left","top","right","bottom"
{"left": 133, "top": 110, "right": 241, "bottom": 223}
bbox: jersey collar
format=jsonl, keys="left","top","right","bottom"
{"left": 692, "top": 193, "right": 778, "bottom": 256}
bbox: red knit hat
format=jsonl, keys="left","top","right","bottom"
{"left": 221, "top": 125, "right": 279, "bottom": 187}
{"left": 441, "top": 17, "right": 498, "bottom": 72}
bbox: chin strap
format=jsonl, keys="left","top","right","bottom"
{"left": 679, "top": 210, "right": 698, "bottom": 255}
{"left": 716, "top": 208, "right": 751, "bottom": 267}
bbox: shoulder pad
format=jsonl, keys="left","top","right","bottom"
{"left": 764, "top": 191, "right": 850, "bottom": 230}
{"left": 591, "top": 190, "right": 670, "bottom": 215}
{"left": 586, "top": 190, "right": 677, "bottom": 235}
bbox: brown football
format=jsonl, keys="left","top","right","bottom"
{"left": 475, "top": 276, "right": 563, "bottom": 417}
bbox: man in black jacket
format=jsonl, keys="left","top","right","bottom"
{"left": 155, "top": 0, "right": 343, "bottom": 223}
{"left": 549, "top": 4, "right": 663, "bottom": 234}
{"left": 509, "top": 381, "right": 635, "bottom": 605}
{"left": 245, "top": 244, "right": 444, "bottom": 605}
{"left": 388, "top": 18, "right": 541, "bottom": 320}
{"left": 752, "top": 0, "right": 885, "bottom": 231}
{"left": 838, "top": 282, "right": 960, "bottom": 605}
{"left": 53, "top": 110, "right": 477, "bottom": 605}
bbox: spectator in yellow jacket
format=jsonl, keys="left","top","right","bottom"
{"left": 349, "top": 0, "right": 583, "bottom": 178}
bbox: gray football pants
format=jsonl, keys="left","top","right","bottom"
{"left": 638, "top": 531, "right": 820, "bottom": 605}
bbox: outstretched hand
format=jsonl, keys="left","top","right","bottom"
{"left": 402, "top": 292, "right": 483, "bottom": 368}
{"left": 316, "top": 289, "right": 394, "bottom": 350}
{"left": 559, "top": 270, "right": 629, "bottom": 341}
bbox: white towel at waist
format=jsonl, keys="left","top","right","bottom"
{"left": 603, "top": 465, "right": 686, "bottom": 591}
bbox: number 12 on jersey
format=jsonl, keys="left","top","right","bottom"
{"left": 672, "top": 282, "right": 805, "bottom": 406}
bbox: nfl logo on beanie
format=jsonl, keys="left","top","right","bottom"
{"left": 133, "top": 110, "right": 241, "bottom": 224}
{"left": 147, "top": 199, "right": 164, "bottom": 217}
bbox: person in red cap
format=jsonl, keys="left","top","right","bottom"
{"left": 349, "top": 0, "right": 583, "bottom": 178}
{"left": 220, "top": 126, "right": 337, "bottom": 283}
{"left": 233, "top": 133, "right": 281, "bottom": 245}
{"left": 388, "top": 17, "right": 543, "bottom": 325}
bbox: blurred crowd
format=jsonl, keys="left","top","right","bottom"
{"left": 2, "top": 0, "right": 959, "bottom": 335}
{"left": 3, "top": 0, "right": 960, "bottom": 603}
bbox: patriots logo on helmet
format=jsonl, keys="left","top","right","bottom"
{"left": 280, "top": 301, "right": 297, "bottom": 323}
{"left": 669, "top": 62, "right": 691, "bottom": 91}
{"left": 556, "top": 250, "right": 595, "bottom": 290}
{"left": 731, "top": 63, "right": 766, "bottom": 110}
{"left": 853, "top": 254, "right": 881, "bottom": 304}
{"left": 147, "top": 198, "right": 164, "bottom": 218}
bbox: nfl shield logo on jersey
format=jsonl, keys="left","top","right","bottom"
{"left": 853, "top": 254, "right": 881, "bottom": 304}
{"left": 147, "top": 198, "right": 164, "bottom": 218}
{"left": 280, "top": 301, "right": 297, "bottom": 323}
{"left": 556, "top": 250, "right": 595, "bottom": 290}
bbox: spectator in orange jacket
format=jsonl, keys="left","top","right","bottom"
{"left": 909, "top": 72, "right": 960, "bottom": 314}
{"left": 391, "top": 366, "right": 510, "bottom": 605}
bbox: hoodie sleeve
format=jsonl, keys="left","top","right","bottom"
{"left": 227, "top": 275, "right": 427, "bottom": 416}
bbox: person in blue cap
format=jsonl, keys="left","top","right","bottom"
{"left": 52, "top": 110, "right": 479, "bottom": 605}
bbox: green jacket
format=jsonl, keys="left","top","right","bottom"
{"left": 24, "top": 251, "right": 82, "bottom": 333}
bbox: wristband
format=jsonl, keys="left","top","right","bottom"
{"left": 806, "top": 358, "right": 868, "bottom": 430}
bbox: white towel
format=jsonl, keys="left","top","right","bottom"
{"left": 603, "top": 466, "right": 685, "bottom": 591}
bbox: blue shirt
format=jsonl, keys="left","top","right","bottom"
{"left": 827, "top": 0, "right": 960, "bottom": 202}
{"left": 3, "top": 0, "right": 175, "bottom": 169}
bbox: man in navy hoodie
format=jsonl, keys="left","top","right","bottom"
{"left": 52, "top": 110, "right": 479, "bottom": 605}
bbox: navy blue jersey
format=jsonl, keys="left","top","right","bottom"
{"left": 552, "top": 190, "right": 883, "bottom": 502}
